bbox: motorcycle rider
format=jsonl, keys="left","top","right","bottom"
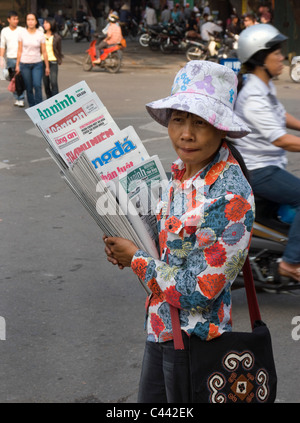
{"left": 200, "top": 15, "right": 222, "bottom": 42}
{"left": 75, "top": 5, "right": 90, "bottom": 38}
{"left": 93, "top": 13, "right": 123, "bottom": 64}
{"left": 234, "top": 24, "right": 300, "bottom": 282}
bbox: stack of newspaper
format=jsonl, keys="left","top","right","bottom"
{"left": 26, "top": 81, "right": 168, "bottom": 294}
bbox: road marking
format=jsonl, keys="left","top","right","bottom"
{"left": 0, "top": 162, "right": 15, "bottom": 169}
{"left": 139, "top": 121, "right": 168, "bottom": 134}
{"left": 30, "top": 157, "right": 52, "bottom": 163}
{"left": 26, "top": 127, "right": 44, "bottom": 138}
{"left": 142, "top": 135, "right": 169, "bottom": 143}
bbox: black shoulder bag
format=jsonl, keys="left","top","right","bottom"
{"left": 169, "top": 256, "right": 277, "bottom": 403}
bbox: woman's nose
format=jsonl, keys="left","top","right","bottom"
{"left": 180, "top": 122, "right": 194, "bottom": 141}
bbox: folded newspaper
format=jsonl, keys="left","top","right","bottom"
{"left": 26, "top": 81, "right": 168, "bottom": 294}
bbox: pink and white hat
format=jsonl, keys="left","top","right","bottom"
{"left": 146, "top": 60, "right": 250, "bottom": 138}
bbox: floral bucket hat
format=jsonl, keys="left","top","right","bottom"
{"left": 146, "top": 60, "right": 250, "bottom": 138}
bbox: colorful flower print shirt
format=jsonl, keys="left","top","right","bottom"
{"left": 131, "top": 141, "right": 254, "bottom": 342}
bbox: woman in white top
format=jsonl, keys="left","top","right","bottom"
{"left": 16, "top": 13, "right": 49, "bottom": 107}
{"left": 235, "top": 24, "right": 300, "bottom": 282}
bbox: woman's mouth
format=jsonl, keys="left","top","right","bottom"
{"left": 179, "top": 147, "right": 199, "bottom": 153}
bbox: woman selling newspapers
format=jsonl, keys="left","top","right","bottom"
{"left": 104, "top": 61, "right": 254, "bottom": 403}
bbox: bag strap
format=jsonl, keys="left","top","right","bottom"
{"left": 170, "top": 255, "right": 261, "bottom": 350}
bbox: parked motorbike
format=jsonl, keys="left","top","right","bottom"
{"left": 120, "top": 16, "right": 139, "bottom": 38}
{"left": 236, "top": 197, "right": 299, "bottom": 293}
{"left": 58, "top": 18, "right": 73, "bottom": 39}
{"left": 290, "top": 55, "right": 300, "bottom": 83}
{"left": 139, "top": 24, "right": 165, "bottom": 50}
{"left": 186, "top": 30, "right": 238, "bottom": 62}
{"left": 83, "top": 38, "right": 126, "bottom": 73}
{"left": 159, "top": 23, "right": 187, "bottom": 54}
{"left": 72, "top": 21, "right": 91, "bottom": 42}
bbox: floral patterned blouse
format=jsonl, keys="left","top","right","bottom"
{"left": 131, "top": 141, "right": 254, "bottom": 342}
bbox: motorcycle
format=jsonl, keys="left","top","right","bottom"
{"left": 72, "top": 20, "right": 91, "bottom": 42}
{"left": 139, "top": 24, "right": 165, "bottom": 50}
{"left": 120, "top": 16, "right": 139, "bottom": 38}
{"left": 159, "top": 23, "right": 187, "bottom": 54}
{"left": 58, "top": 18, "right": 74, "bottom": 39}
{"left": 186, "top": 38, "right": 208, "bottom": 61}
{"left": 83, "top": 38, "right": 126, "bottom": 73}
{"left": 236, "top": 197, "right": 299, "bottom": 293}
{"left": 290, "top": 55, "right": 300, "bottom": 83}
{"left": 186, "top": 30, "right": 238, "bottom": 62}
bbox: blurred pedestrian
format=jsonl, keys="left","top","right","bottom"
{"left": 242, "top": 12, "right": 257, "bottom": 28}
{"left": 226, "top": 14, "right": 241, "bottom": 35}
{"left": 16, "top": 13, "right": 49, "bottom": 107}
{"left": 160, "top": 5, "right": 171, "bottom": 24}
{"left": 0, "top": 10, "right": 25, "bottom": 107}
{"left": 144, "top": 3, "right": 157, "bottom": 26}
{"left": 42, "top": 17, "right": 63, "bottom": 98}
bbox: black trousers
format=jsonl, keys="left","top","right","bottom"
{"left": 138, "top": 335, "right": 191, "bottom": 403}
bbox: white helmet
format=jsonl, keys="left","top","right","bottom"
{"left": 108, "top": 13, "right": 119, "bottom": 23}
{"left": 237, "top": 24, "right": 287, "bottom": 64}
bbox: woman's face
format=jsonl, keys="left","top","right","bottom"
{"left": 168, "top": 110, "right": 225, "bottom": 173}
{"left": 43, "top": 20, "right": 51, "bottom": 31}
{"left": 264, "top": 48, "right": 284, "bottom": 77}
{"left": 26, "top": 14, "right": 37, "bottom": 29}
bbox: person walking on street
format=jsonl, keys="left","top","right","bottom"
{"left": 42, "top": 17, "right": 63, "bottom": 98}
{"left": 16, "top": 13, "right": 49, "bottom": 107}
{"left": 103, "top": 60, "right": 254, "bottom": 402}
{"left": 144, "top": 3, "right": 157, "bottom": 26}
{"left": 0, "top": 10, "right": 25, "bottom": 107}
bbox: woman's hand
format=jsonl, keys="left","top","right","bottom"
{"left": 103, "top": 235, "right": 139, "bottom": 269}
{"left": 45, "top": 66, "right": 50, "bottom": 76}
{"left": 15, "top": 64, "right": 20, "bottom": 74}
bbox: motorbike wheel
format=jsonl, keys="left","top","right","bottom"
{"left": 290, "top": 63, "right": 300, "bottom": 83}
{"left": 139, "top": 33, "right": 150, "bottom": 47}
{"left": 160, "top": 41, "right": 173, "bottom": 54}
{"left": 105, "top": 52, "right": 122, "bottom": 73}
{"left": 186, "top": 46, "right": 206, "bottom": 61}
{"left": 83, "top": 54, "right": 93, "bottom": 71}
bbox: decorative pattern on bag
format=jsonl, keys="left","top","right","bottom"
{"left": 207, "top": 351, "right": 269, "bottom": 403}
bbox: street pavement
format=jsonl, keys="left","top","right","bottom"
{"left": 0, "top": 38, "right": 299, "bottom": 403}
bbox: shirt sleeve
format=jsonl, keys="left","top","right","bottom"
{"left": 0, "top": 30, "right": 6, "bottom": 49}
{"left": 131, "top": 192, "right": 254, "bottom": 312}
{"left": 244, "top": 96, "right": 287, "bottom": 143}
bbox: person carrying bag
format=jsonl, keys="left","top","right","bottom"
{"left": 103, "top": 60, "right": 276, "bottom": 403}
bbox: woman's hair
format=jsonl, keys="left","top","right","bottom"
{"left": 44, "top": 17, "right": 57, "bottom": 33}
{"left": 226, "top": 140, "right": 250, "bottom": 182}
{"left": 26, "top": 12, "right": 39, "bottom": 28}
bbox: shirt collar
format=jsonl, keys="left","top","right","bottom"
{"left": 247, "top": 73, "right": 276, "bottom": 96}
